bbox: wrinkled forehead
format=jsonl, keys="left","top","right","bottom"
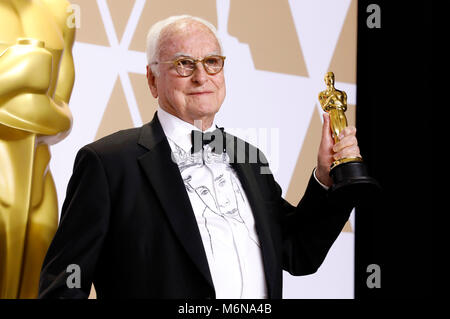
{"left": 158, "top": 20, "right": 221, "bottom": 59}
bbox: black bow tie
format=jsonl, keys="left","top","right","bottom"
{"left": 191, "top": 127, "right": 226, "bottom": 154}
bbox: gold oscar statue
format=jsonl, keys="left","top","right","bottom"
{"left": 319, "top": 72, "right": 362, "bottom": 168}
{"left": 319, "top": 72, "right": 380, "bottom": 203}
{"left": 0, "top": 0, "right": 75, "bottom": 298}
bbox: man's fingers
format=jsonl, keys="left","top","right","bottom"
{"left": 333, "top": 135, "right": 358, "bottom": 152}
{"left": 333, "top": 145, "right": 361, "bottom": 161}
{"left": 332, "top": 126, "right": 360, "bottom": 160}
{"left": 320, "top": 113, "right": 334, "bottom": 153}
{"left": 316, "top": 112, "right": 334, "bottom": 187}
{"left": 322, "top": 113, "right": 332, "bottom": 140}
{"left": 338, "top": 126, "right": 356, "bottom": 140}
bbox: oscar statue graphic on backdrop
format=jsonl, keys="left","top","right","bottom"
{"left": 0, "top": 0, "right": 75, "bottom": 298}
{"left": 318, "top": 72, "right": 380, "bottom": 204}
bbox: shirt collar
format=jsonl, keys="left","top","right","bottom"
{"left": 157, "top": 106, "right": 218, "bottom": 153}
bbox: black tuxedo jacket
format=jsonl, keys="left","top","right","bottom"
{"left": 39, "top": 113, "right": 352, "bottom": 299}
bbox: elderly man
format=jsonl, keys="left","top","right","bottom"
{"left": 39, "top": 15, "right": 359, "bottom": 299}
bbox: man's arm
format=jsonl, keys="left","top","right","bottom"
{"left": 271, "top": 112, "right": 359, "bottom": 275}
{"left": 273, "top": 172, "right": 352, "bottom": 275}
{"left": 39, "top": 146, "right": 110, "bottom": 298}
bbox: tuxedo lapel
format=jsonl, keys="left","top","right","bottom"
{"left": 226, "top": 134, "right": 280, "bottom": 299}
{"left": 136, "top": 114, "right": 214, "bottom": 290}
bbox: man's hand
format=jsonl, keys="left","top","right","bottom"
{"left": 316, "top": 113, "right": 361, "bottom": 187}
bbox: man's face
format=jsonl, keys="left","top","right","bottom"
{"left": 148, "top": 21, "right": 226, "bottom": 126}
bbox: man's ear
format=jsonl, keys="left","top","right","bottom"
{"left": 147, "top": 65, "right": 158, "bottom": 98}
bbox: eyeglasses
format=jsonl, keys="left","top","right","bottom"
{"left": 153, "top": 55, "right": 226, "bottom": 77}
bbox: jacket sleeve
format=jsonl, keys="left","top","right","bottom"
{"left": 271, "top": 171, "right": 353, "bottom": 276}
{"left": 38, "top": 146, "right": 111, "bottom": 298}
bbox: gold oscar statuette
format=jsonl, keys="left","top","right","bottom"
{"left": 319, "top": 72, "right": 380, "bottom": 204}
{"left": 0, "top": 0, "right": 75, "bottom": 299}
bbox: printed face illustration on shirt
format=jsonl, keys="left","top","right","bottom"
{"left": 184, "top": 173, "right": 217, "bottom": 213}
{"left": 170, "top": 137, "right": 261, "bottom": 257}
{"left": 183, "top": 166, "right": 243, "bottom": 223}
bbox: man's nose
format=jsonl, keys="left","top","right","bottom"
{"left": 191, "top": 62, "right": 208, "bottom": 84}
{"left": 218, "top": 197, "right": 230, "bottom": 207}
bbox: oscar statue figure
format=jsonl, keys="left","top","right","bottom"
{"left": 319, "top": 72, "right": 380, "bottom": 204}
{"left": 0, "top": 0, "right": 75, "bottom": 298}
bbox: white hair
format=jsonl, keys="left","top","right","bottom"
{"left": 146, "top": 15, "right": 223, "bottom": 75}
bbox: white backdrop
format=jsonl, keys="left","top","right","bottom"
{"left": 50, "top": 0, "right": 357, "bottom": 298}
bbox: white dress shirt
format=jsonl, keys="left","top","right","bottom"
{"left": 157, "top": 107, "right": 268, "bottom": 299}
